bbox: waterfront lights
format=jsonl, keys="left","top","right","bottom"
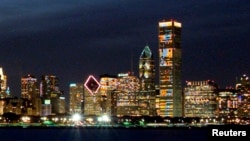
{"left": 72, "top": 113, "right": 82, "bottom": 122}
{"left": 98, "top": 115, "right": 111, "bottom": 122}
{"left": 71, "top": 113, "right": 83, "bottom": 126}
{"left": 21, "top": 116, "right": 30, "bottom": 123}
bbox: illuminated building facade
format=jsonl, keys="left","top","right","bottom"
{"left": 21, "top": 74, "right": 39, "bottom": 100}
{"left": 139, "top": 45, "right": 156, "bottom": 116}
{"left": 50, "top": 94, "right": 66, "bottom": 115}
{"left": 32, "top": 97, "right": 42, "bottom": 116}
{"left": 40, "top": 75, "right": 60, "bottom": 98}
{"left": 69, "top": 83, "right": 84, "bottom": 114}
{"left": 40, "top": 75, "right": 64, "bottom": 115}
{"left": 217, "top": 89, "right": 238, "bottom": 118}
{"left": 57, "top": 96, "right": 66, "bottom": 114}
{"left": 0, "top": 67, "right": 9, "bottom": 98}
{"left": 3, "top": 97, "right": 24, "bottom": 115}
{"left": 115, "top": 72, "right": 140, "bottom": 116}
{"left": 21, "top": 74, "right": 41, "bottom": 115}
{"left": 184, "top": 80, "right": 218, "bottom": 118}
{"left": 157, "top": 19, "right": 182, "bottom": 117}
{"left": 41, "top": 100, "right": 52, "bottom": 116}
{"left": 236, "top": 74, "right": 250, "bottom": 117}
{"left": 99, "top": 74, "right": 117, "bottom": 115}
{"left": 83, "top": 75, "right": 101, "bottom": 116}
{"left": 0, "top": 100, "right": 4, "bottom": 115}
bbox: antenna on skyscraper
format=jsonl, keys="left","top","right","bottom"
{"left": 235, "top": 76, "right": 238, "bottom": 84}
{"left": 130, "top": 47, "right": 134, "bottom": 75}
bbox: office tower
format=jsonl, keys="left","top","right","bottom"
{"left": 32, "top": 97, "right": 42, "bottom": 116}
{"left": 236, "top": 74, "right": 250, "bottom": 117}
{"left": 21, "top": 74, "right": 39, "bottom": 99}
{"left": 217, "top": 89, "right": 238, "bottom": 118}
{"left": 157, "top": 19, "right": 182, "bottom": 117}
{"left": 69, "top": 83, "right": 84, "bottom": 114}
{"left": 50, "top": 94, "right": 65, "bottom": 115}
{"left": 99, "top": 74, "right": 117, "bottom": 115}
{"left": 21, "top": 74, "right": 41, "bottom": 115}
{"left": 115, "top": 72, "right": 140, "bottom": 116}
{"left": 41, "top": 100, "right": 52, "bottom": 116}
{"left": 184, "top": 80, "right": 218, "bottom": 118}
{"left": 0, "top": 67, "right": 8, "bottom": 98}
{"left": 139, "top": 45, "right": 155, "bottom": 91}
{"left": 57, "top": 95, "right": 66, "bottom": 114}
{"left": 40, "top": 75, "right": 60, "bottom": 98}
{"left": 83, "top": 75, "right": 101, "bottom": 116}
{"left": 139, "top": 45, "right": 156, "bottom": 116}
{"left": 40, "top": 75, "right": 64, "bottom": 115}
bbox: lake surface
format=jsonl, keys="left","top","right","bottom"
{"left": 0, "top": 126, "right": 210, "bottom": 141}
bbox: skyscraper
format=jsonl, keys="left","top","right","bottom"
{"left": 69, "top": 83, "right": 84, "bottom": 114}
{"left": 157, "top": 19, "right": 182, "bottom": 117}
{"left": 40, "top": 75, "right": 64, "bottom": 115}
{"left": 184, "top": 80, "right": 218, "bottom": 118}
{"left": 83, "top": 75, "right": 101, "bottom": 116}
{"left": 21, "top": 74, "right": 39, "bottom": 100}
{"left": 99, "top": 74, "right": 117, "bottom": 115}
{"left": 0, "top": 67, "right": 8, "bottom": 98}
{"left": 236, "top": 74, "right": 250, "bottom": 117}
{"left": 115, "top": 72, "right": 140, "bottom": 116}
{"left": 139, "top": 45, "right": 155, "bottom": 91}
{"left": 139, "top": 45, "right": 156, "bottom": 115}
{"left": 21, "top": 74, "right": 41, "bottom": 115}
{"left": 40, "top": 75, "right": 60, "bottom": 98}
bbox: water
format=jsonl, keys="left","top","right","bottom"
{"left": 0, "top": 127, "right": 209, "bottom": 141}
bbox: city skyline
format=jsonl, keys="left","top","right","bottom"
{"left": 0, "top": 1, "right": 249, "bottom": 99}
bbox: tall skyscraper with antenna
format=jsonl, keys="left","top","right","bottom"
{"left": 157, "top": 19, "right": 183, "bottom": 117}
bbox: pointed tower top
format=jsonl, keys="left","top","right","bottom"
{"left": 140, "top": 45, "right": 153, "bottom": 59}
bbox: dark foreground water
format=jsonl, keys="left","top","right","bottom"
{"left": 0, "top": 126, "right": 210, "bottom": 141}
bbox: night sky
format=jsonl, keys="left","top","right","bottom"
{"left": 0, "top": 0, "right": 250, "bottom": 100}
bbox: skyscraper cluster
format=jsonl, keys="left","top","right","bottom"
{"left": 0, "top": 19, "right": 249, "bottom": 120}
